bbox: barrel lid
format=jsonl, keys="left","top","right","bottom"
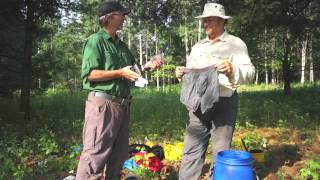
{"left": 216, "top": 150, "right": 254, "bottom": 165}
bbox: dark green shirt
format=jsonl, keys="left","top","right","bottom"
{"left": 81, "top": 29, "right": 135, "bottom": 97}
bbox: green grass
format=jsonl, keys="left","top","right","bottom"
{"left": 237, "top": 84, "right": 320, "bottom": 128}
{"left": 130, "top": 85, "right": 187, "bottom": 142}
{"left": 0, "top": 83, "right": 319, "bottom": 179}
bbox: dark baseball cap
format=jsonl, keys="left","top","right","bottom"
{"left": 97, "top": 1, "right": 131, "bottom": 17}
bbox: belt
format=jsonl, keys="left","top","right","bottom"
{"left": 91, "top": 92, "right": 131, "bottom": 105}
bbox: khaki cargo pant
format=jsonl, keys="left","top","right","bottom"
{"left": 76, "top": 93, "right": 130, "bottom": 180}
{"left": 179, "top": 93, "right": 238, "bottom": 180}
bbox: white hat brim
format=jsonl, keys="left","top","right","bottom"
{"left": 195, "top": 15, "right": 231, "bottom": 19}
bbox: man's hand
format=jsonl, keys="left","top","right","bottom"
{"left": 175, "top": 66, "right": 185, "bottom": 82}
{"left": 144, "top": 55, "right": 165, "bottom": 71}
{"left": 120, "top": 66, "right": 140, "bottom": 82}
{"left": 215, "top": 59, "right": 233, "bottom": 78}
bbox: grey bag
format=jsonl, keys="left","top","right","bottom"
{"left": 180, "top": 66, "right": 219, "bottom": 114}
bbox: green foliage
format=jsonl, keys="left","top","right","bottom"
{"left": 130, "top": 85, "right": 187, "bottom": 142}
{"left": 242, "top": 131, "right": 267, "bottom": 151}
{"left": 0, "top": 89, "right": 86, "bottom": 179}
{"left": 276, "top": 169, "right": 286, "bottom": 180}
{"left": 0, "top": 128, "right": 81, "bottom": 179}
{"left": 0, "top": 0, "right": 319, "bottom": 177}
{"left": 299, "top": 160, "right": 320, "bottom": 180}
{"left": 0, "top": 0, "right": 25, "bottom": 95}
{"left": 38, "top": 132, "right": 59, "bottom": 155}
{"left": 237, "top": 83, "right": 320, "bottom": 128}
{"left": 131, "top": 167, "right": 159, "bottom": 179}
{"left": 151, "top": 63, "right": 176, "bottom": 80}
{"left": 0, "top": 84, "right": 320, "bottom": 178}
{"left": 2, "top": 0, "right": 320, "bottom": 96}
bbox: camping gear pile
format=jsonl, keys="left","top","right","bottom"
{"left": 68, "top": 141, "right": 184, "bottom": 178}
{"left": 122, "top": 144, "right": 170, "bottom": 177}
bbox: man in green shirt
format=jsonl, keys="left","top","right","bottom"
{"left": 76, "top": 1, "right": 163, "bottom": 179}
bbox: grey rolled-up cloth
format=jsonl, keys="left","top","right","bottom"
{"left": 180, "top": 65, "right": 219, "bottom": 114}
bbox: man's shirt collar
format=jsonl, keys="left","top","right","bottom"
{"left": 202, "top": 31, "right": 228, "bottom": 44}
{"left": 98, "top": 28, "right": 120, "bottom": 43}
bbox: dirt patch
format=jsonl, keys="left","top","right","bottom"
{"left": 236, "top": 128, "right": 319, "bottom": 179}
{"left": 86, "top": 127, "right": 319, "bottom": 180}
{"left": 198, "top": 127, "right": 319, "bottom": 179}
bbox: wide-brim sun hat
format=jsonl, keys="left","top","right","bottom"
{"left": 97, "top": 1, "right": 131, "bottom": 17}
{"left": 195, "top": 3, "right": 231, "bottom": 19}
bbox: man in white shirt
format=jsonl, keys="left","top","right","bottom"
{"left": 175, "top": 2, "right": 255, "bottom": 180}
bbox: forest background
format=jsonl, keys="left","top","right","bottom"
{"left": 0, "top": 0, "right": 319, "bottom": 179}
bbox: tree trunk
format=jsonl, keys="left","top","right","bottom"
{"left": 309, "top": 34, "right": 314, "bottom": 84}
{"left": 300, "top": 37, "right": 307, "bottom": 84}
{"left": 190, "top": 38, "right": 193, "bottom": 49}
{"left": 198, "top": 20, "right": 201, "bottom": 41}
{"left": 271, "top": 35, "right": 276, "bottom": 84}
{"left": 185, "top": 27, "right": 188, "bottom": 60}
{"left": 283, "top": 31, "right": 291, "bottom": 95}
{"left": 162, "top": 69, "right": 165, "bottom": 90}
{"left": 145, "top": 39, "right": 148, "bottom": 88}
{"left": 139, "top": 34, "right": 143, "bottom": 65}
{"left": 271, "top": 60, "right": 276, "bottom": 84}
{"left": 128, "top": 32, "right": 131, "bottom": 49}
{"left": 265, "top": 61, "right": 268, "bottom": 84}
{"left": 155, "top": 24, "right": 160, "bottom": 91}
{"left": 38, "top": 78, "right": 41, "bottom": 89}
{"left": 127, "top": 19, "right": 131, "bottom": 49}
{"left": 264, "top": 28, "right": 268, "bottom": 84}
{"left": 20, "top": 0, "right": 34, "bottom": 121}
{"left": 255, "top": 69, "right": 259, "bottom": 85}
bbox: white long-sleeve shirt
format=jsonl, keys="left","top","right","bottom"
{"left": 187, "top": 31, "right": 255, "bottom": 97}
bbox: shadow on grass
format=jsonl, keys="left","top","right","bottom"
{"left": 237, "top": 86, "right": 320, "bottom": 129}
{"left": 257, "top": 144, "right": 302, "bottom": 178}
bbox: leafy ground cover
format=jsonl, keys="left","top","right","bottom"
{"left": 0, "top": 83, "right": 319, "bottom": 179}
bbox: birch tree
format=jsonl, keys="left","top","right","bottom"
{"left": 300, "top": 36, "right": 308, "bottom": 84}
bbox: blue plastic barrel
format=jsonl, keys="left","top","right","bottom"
{"left": 213, "top": 150, "right": 254, "bottom": 180}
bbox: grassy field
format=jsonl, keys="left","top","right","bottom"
{"left": 0, "top": 83, "right": 319, "bottom": 179}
